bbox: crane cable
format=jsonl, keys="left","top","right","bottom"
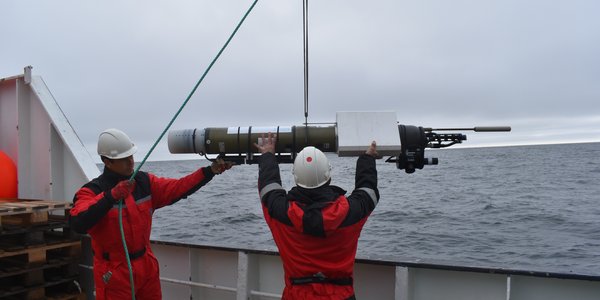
{"left": 117, "top": 1, "right": 259, "bottom": 298}
{"left": 303, "top": 0, "right": 310, "bottom": 148}
{"left": 303, "top": 0, "right": 309, "bottom": 126}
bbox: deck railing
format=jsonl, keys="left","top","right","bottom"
{"left": 150, "top": 240, "right": 600, "bottom": 300}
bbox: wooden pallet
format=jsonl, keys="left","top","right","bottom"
{"left": 0, "top": 217, "right": 74, "bottom": 252}
{"left": 0, "top": 264, "right": 81, "bottom": 299}
{"left": 0, "top": 199, "right": 84, "bottom": 299}
{"left": 0, "top": 242, "right": 82, "bottom": 299}
{"left": 0, "top": 256, "right": 77, "bottom": 282}
{"left": 0, "top": 241, "right": 81, "bottom": 266}
{"left": 0, "top": 274, "right": 83, "bottom": 299}
{"left": 0, "top": 199, "right": 72, "bottom": 228}
{"left": 0, "top": 199, "right": 71, "bottom": 212}
{"left": 46, "top": 292, "right": 86, "bottom": 300}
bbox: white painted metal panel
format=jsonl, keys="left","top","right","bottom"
{"left": 50, "top": 126, "right": 72, "bottom": 200}
{"left": 354, "top": 262, "right": 396, "bottom": 299}
{"left": 0, "top": 78, "right": 18, "bottom": 160}
{"left": 152, "top": 243, "right": 192, "bottom": 299}
{"left": 510, "top": 275, "right": 600, "bottom": 300}
{"left": 0, "top": 70, "right": 100, "bottom": 201}
{"left": 409, "top": 268, "right": 507, "bottom": 300}
{"left": 191, "top": 248, "right": 239, "bottom": 299}
{"left": 251, "top": 253, "right": 284, "bottom": 299}
{"left": 29, "top": 76, "right": 100, "bottom": 198}
{"left": 336, "top": 111, "right": 401, "bottom": 156}
{"left": 18, "top": 79, "right": 53, "bottom": 198}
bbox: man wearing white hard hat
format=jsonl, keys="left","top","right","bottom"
{"left": 255, "top": 133, "right": 380, "bottom": 300}
{"left": 70, "top": 128, "right": 232, "bottom": 299}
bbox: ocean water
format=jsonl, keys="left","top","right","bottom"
{"left": 145, "top": 142, "right": 600, "bottom": 276}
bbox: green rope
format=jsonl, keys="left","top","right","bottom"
{"left": 118, "top": 1, "right": 260, "bottom": 298}
{"left": 130, "top": 0, "right": 259, "bottom": 181}
{"left": 118, "top": 201, "right": 135, "bottom": 298}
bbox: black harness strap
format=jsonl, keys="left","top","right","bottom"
{"left": 290, "top": 273, "right": 353, "bottom": 286}
{"left": 102, "top": 247, "right": 146, "bottom": 261}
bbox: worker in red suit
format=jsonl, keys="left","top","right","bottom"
{"left": 70, "top": 128, "right": 232, "bottom": 299}
{"left": 255, "top": 133, "right": 380, "bottom": 300}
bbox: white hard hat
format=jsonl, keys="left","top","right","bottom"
{"left": 97, "top": 128, "right": 138, "bottom": 159}
{"left": 292, "top": 146, "right": 331, "bottom": 189}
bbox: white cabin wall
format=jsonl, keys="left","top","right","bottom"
{"left": 0, "top": 78, "right": 18, "bottom": 160}
{"left": 0, "top": 70, "right": 100, "bottom": 201}
{"left": 17, "top": 78, "right": 52, "bottom": 199}
{"left": 29, "top": 76, "right": 100, "bottom": 199}
{"left": 50, "top": 125, "right": 66, "bottom": 199}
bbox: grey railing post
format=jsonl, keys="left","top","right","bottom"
{"left": 395, "top": 266, "right": 409, "bottom": 300}
{"left": 237, "top": 251, "right": 249, "bottom": 300}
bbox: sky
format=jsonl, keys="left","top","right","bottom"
{"left": 2, "top": 0, "right": 599, "bottom": 162}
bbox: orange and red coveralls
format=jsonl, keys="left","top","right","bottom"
{"left": 70, "top": 166, "right": 215, "bottom": 299}
{"left": 258, "top": 152, "right": 379, "bottom": 300}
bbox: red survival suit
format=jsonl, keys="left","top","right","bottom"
{"left": 258, "top": 153, "right": 379, "bottom": 300}
{"left": 70, "top": 166, "right": 216, "bottom": 299}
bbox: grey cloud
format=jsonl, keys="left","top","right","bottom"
{"left": 2, "top": 0, "right": 599, "bottom": 161}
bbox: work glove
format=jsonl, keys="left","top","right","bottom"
{"left": 110, "top": 180, "right": 135, "bottom": 201}
{"left": 210, "top": 158, "right": 234, "bottom": 174}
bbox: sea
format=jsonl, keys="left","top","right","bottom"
{"left": 142, "top": 142, "right": 600, "bottom": 276}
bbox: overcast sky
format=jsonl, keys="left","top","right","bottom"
{"left": 2, "top": 0, "right": 599, "bottom": 161}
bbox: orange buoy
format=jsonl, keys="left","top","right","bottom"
{"left": 0, "top": 150, "right": 17, "bottom": 198}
